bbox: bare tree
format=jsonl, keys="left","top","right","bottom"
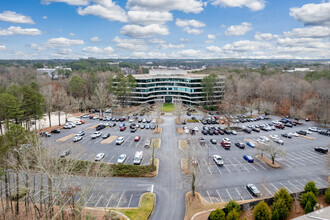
{"left": 90, "top": 82, "right": 111, "bottom": 116}
{"left": 40, "top": 83, "right": 56, "bottom": 127}
{"left": 264, "top": 142, "right": 286, "bottom": 164}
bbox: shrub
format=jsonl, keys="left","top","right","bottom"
{"left": 272, "top": 198, "right": 290, "bottom": 220}
{"left": 301, "top": 191, "right": 317, "bottom": 209}
{"left": 304, "top": 181, "right": 318, "bottom": 196}
{"left": 10, "top": 187, "right": 30, "bottom": 201}
{"left": 273, "top": 188, "right": 293, "bottom": 211}
{"left": 225, "top": 200, "right": 241, "bottom": 215}
{"left": 227, "top": 209, "right": 240, "bottom": 220}
{"left": 271, "top": 209, "right": 279, "bottom": 220}
{"left": 254, "top": 201, "right": 271, "bottom": 220}
{"left": 304, "top": 201, "right": 313, "bottom": 214}
{"left": 209, "top": 208, "right": 225, "bottom": 220}
{"left": 325, "top": 188, "right": 330, "bottom": 204}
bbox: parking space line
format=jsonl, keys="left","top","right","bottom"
{"left": 270, "top": 183, "right": 279, "bottom": 192}
{"left": 128, "top": 140, "right": 135, "bottom": 147}
{"left": 116, "top": 192, "right": 124, "bottom": 207}
{"left": 279, "top": 183, "right": 292, "bottom": 193}
{"left": 233, "top": 157, "right": 250, "bottom": 172}
{"left": 295, "top": 179, "right": 305, "bottom": 187}
{"left": 215, "top": 165, "right": 222, "bottom": 174}
{"left": 127, "top": 194, "right": 133, "bottom": 207}
{"left": 78, "top": 153, "right": 87, "bottom": 160}
{"left": 227, "top": 158, "right": 240, "bottom": 172}
{"left": 94, "top": 194, "right": 103, "bottom": 207}
{"left": 249, "top": 162, "right": 262, "bottom": 171}
{"left": 216, "top": 190, "right": 224, "bottom": 203}
{"left": 108, "top": 155, "right": 114, "bottom": 163}
{"left": 85, "top": 193, "right": 94, "bottom": 206}
{"left": 235, "top": 188, "right": 244, "bottom": 200}
{"left": 206, "top": 191, "right": 213, "bottom": 203}
{"left": 203, "top": 158, "right": 212, "bottom": 175}
{"left": 288, "top": 181, "right": 301, "bottom": 192}
{"left": 226, "top": 189, "right": 233, "bottom": 201}
{"left": 105, "top": 194, "right": 113, "bottom": 208}
{"left": 287, "top": 157, "right": 305, "bottom": 166}
{"left": 262, "top": 184, "right": 273, "bottom": 196}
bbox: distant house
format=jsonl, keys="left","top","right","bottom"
{"left": 36, "top": 66, "right": 72, "bottom": 79}
{"left": 282, "top": 68, "right": 314, "bottom": 73}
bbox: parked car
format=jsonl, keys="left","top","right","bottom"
{"left": 103, "top": 133, "right": 110, "bottom": 139}
{"left": 182, "top": 120, "right": 186, "bottom": 125}
{"left": 221, "top": 138, "right": 231, "bottom": 149}
{"left": 73, "top": 136, "right": 82, "bottom": 142}
{"left": 235, "top": 142, "right": 245, "bottom": 149}
{"left": 210, "top": 139, "right": 217, "bottom": 144}
{"left": 252, "top": 127, "right": 260, "bottom": 132}
{"left": 117, "top": 154, "right": 127, "bottom": 164}
{"left": 95, "top": 153, "right": 105, "bottom": 161}
{"left": 246, "top": 184, "right": 260, "bottom": 197}
{"left": 274, "top": 139, "right": 284, "bottom": 145}
{"left": 213, "top": 155, "right": 224, "bottom": 166}
{"left": 120, "top": 126, "right": 126, "bottom": 131}
{"left": 76, "top": 131, "right": 85, "bottom": 136}
{"left": 202, "top": 130, "right": 208, "bottom": 135}
{"left": 146, "top": 124, "right": 150, "bottom": 129}
{"left": 134, "top": 136, "right": 141, "bottom": 142}
{"left": 308, "top": 127, "right": 319, "bottom": 132}
{"left": 60, "top": 149, "right": 71, "bottom": 158}
{"left": 243, "top": 155, "right": 254, "bottom": 163}
{"left": 39, "top": 132, "right": 51, "bottom": 137}
{"left": 131, "top": 127, "right": 137, "bottom": 132}
{"left": 242, "top": 128, "right": 251, "bottom": 133}
{"left": 260, "top": 136, "right": 270, "bottom": 142}
{"left": 297, "top": 130, "right": 307, "bottom": 135}
{"left": 91, "top": 131, "right": 102, "bottom": 139}
{"left": 231, "top": 130, "right": 237, "bottom": 135}
{"left": 116, "top": 137, "right": 124, "bottom": 145}
{"left": 96, "top": 124, "right": 105, "bottom": 130}
{"left": 246, "top": 141, "right": 256, "bottom": 148}
{"left": 314, "top": 147, "right": 328, "bottom": 154}
{"left": 281, "top": 133, "right": 292, "bottom": 138}
{"left": 133, "top": 151, "right": 143, "bottom": 165}
{"left": 51, "top": 129, "right": 61, "bottom": 133}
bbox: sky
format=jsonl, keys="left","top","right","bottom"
{"left": 0, "top": 0, "right": 329, "bottom": 59}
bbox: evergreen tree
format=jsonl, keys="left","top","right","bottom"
{"left": 304, "top": 181, "right": 319, "bottom": 196}
{"left": 254, "top": 201, "right": 271, "bottom": 220}
{"left": 209, "top": 208, "right": 225, "bottom": 220}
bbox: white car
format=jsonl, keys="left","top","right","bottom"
{"left": 116, "top": 137, "right": 124, "bottom": 145}
{"left": 117, "top": 154, "right": 127, "bottom": 163}
{"left": 272, "top": 120, "right": 280, "bottom": 124}
{"left": 142, "top": 119, "right": 146, "bottom": 123}
{"left": 152, "top": 119, "right": 156, "bottom": 123}
{"left": 184, "top": 129, "right": 190, "bottom": 134}
{"left": 213, "top": 155, "right": 224, "bottom": 166}
{"left": 68, "top": 122, "right": 76, "bottom": 128}
{"left": 231, "top": 130, "right": 237, "bottom": 135}
{"left": 303, "top": 130, "right": 312, "bottom": 134}
{"left": 260, "top": 136, "right": 269, "bottom": 142}
{"left": 193, "top": 127, "right": 199, "bottom": 131}
{"left": 91, "top": 131, "right": 102, "bottom": 139}
{"left": 75, "top": 121, "right": 82, "bottom": 125}
{"left": 63, "top": 124, "right": 72, "bottom": 129}
{"left": 73, "top": 136, "right": 82, "bottom": 142}
{"left": 308, "top": 127, "right": 318, "bottom": 132}
{"left": 269, "top": 134, "right": 279, "bottom": 139}
{"left": 222, "top": 138, "right": 231, "bottom": 143}
{"left": 93, "top": 115, "right": 99, "bottom": 120}
{"left": 292, "top": 132, "right": 299, "bottom": 137}
{"left": 95, "top": 153, "right": 105, "bottom": 161}
{"left": 129, "top": 118, "right": 135, "bottom": 122}
{"left": 257, "top": 139, "right": 265, "bottom": 144}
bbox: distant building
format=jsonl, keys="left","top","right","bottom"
{"left": 283, "top": 68, "right": 314, "bottom": 73}
{"left": 121, "top": 67, "right": 136, "bottom": 75}
{"left": 130, "top": 69, "right": 225, "bottom": 105}
{"left": 36, "top": 66, "right": 72, "bottom": 79}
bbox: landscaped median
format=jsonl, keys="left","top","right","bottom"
{"left": 101, "top": 136, "right": 118, "bottom": 144}
{"left": 151, "top": 138, "right": 161, "bottom": 149}
{"left": 110, "top": 192, "right": 156, "bottom": 220}
{"left": 179, "top": 140, "right": 188, "bottom": 150}
{"left": 56, "top": 134, "right": 75, "bottom": 142}
{"left": 256, "top": 155, "right": 281, "bottom": 168}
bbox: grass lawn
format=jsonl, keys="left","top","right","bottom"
{"left": 162, "top": 103, "right": 174, "bottom": 112}
{"left": 114, "top": 193, "right": 155, "bottom": 220}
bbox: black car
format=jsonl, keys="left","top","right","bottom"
{"left": 297, "top": 130, "right": 307, "bottom": 135}
{"left": 51, "top": 129, "right": 61, "bottom": 133}
{"left": 284, "top": 123, "right": 293, "bottom": 127}
{"left": 182, "top": 120, "right": 186, "bottom": 125}
{"left": 103, "top": 133, "right": 110, "bottom": 139}
{"left": 242, "top": 128, "right": 251, "bottom": 133}
{"left": 202, "top": 130, "right": 208, "bottom": 135}
{"left": 314, "top": 147, "right": 328, "bottom": 154}
{"left": 252, "top": 127, "right": 260, "bottom": 132}
{"left": 208, "top": 130, "right": 214, "bottom": 135}
{"left": 60, "top": 149, "right": 71, "bottom": 158}
{"left": 224, "top": 129, "right": 231, "bottom": 134}
{"left": 187, "top": 112, "right": 191, "bottom": 116}
{"left": 130, "top": 123, "right": 136, "bottom": 129}
{"left": 281, "top": 133, "right": 292, "bottom": 138}
{"left": 131, "top": 127, "right": 137, "bottom": 132}
{"left": 235, "top": 142, "right": 245, "bottom": 149}
{"left": 138, "top": 119, "right": 142, "bottom": 123}
{"left": 210, "top": 139, "right": 217, "bottom": 144}
{"left": 96, "top": 124, "right": 105, "bottom": 130}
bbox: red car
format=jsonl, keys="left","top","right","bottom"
{"left": 120, "top": 126, "right": 126, "bottom": 131}
{"left": 275, "top": 124, "right": 285, "bottom": 129}
{"left": 292, "top": 121, "right": 302, "bottom": 125}
{"left": 134, "top": 136, "right": 141, "bottom": 141}
{"left": 80, "top": 120, "right": 85, "bottom": 124}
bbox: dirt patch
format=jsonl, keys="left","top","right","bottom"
{"left": 151, "top": 138, "right": 161, "bottom": 149}
{"left": 179, "top": 140, "right": 188, "bottom": 151}
{"left": 176, "top": 118, "right": 184, "bottom": 124}
{"left": 181, "top": 158, "right": 190, "bottom": 175}
{"left": 56, "top": 134, "right": 75, "bottom": 142}
{"left": 154, "top": 127, "right": 162, "bottom": 134}
{"left": 177, "top": 127, "right": 184, "bottom": 134}
{"left": 101, "top": 136, "right": 118, "bottom": 144}
{"left": 256, "top": 155, "right": 281, "bottom": 168}
{"left": 40, "top": 124, "right": 63, "bottom": 132}
{"left": 86, "top": 124, "right": 98, "bottom": 130}
{"left": 72, "top": 112, "right": 88, "bottom": 117}
{"left": 156, "top": 118, "right": 163, "bottom": 124}
{"left": 299, "top": 135, "right": 316, "bottom": 140}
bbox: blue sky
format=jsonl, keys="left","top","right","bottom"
{"left": 0, "top": 0, "right": 329, "bottom": 59}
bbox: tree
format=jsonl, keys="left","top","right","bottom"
{"left": 271, "top": 208, "right": 279, "bottom": 220}
{"left": 264, "top": 142, "right": 286, "bottom": 164}
{"left": 209, "top": 208, "right": 225, "bottom": 220}
{"left": 69, "top": 76, "right": 85, "bottom": 98}
{"left": 90, "top": 83, "right": 111, "bottom": 116}
{"left": 301, "top": 191, "right": 317, "bottom": 209}
{"left": 254, "top": 201, "right": 271, "bottom": 220}
{"left": 227, "top": 209, "right": 240, "bottom": 220}
{"left": 273, "top": 188, "right": 293, "bottom": 211}
{"left": 40, "top": 83, "right": 56, "bottom": 127}
{"left": 174, "top": 99, "right": 183, "bottom": 124}
{"left": 0, "top": 93, "right": 23, "bottom": 133}
{"left": 272, "top": 198, "right": 290, "bottom": 220}
{"left": 225, "top": 200, "right": 241, "bottom": 215}
{"left": 201, "top": 73, "right": 218, "bottom": 108}
{"left": 325, "top": 188, "right": 330, "bottom": 204}
{"left": 304, "top": 181, "right": 318, "bottom": 196}
{"left": 304, "top": 201, "right": 313, "bottom": 214}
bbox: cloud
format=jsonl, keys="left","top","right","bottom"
{"left": 206, "top": 46, "right": 222, "bottom": 53}
{"left": 180, "top": 38, "right": 189, "bottom": 42}
{"left": 183, "top": 27, "right": 204, "bottom": 35}
{"left": 284, "top": 26, "right": 330, "bottom": 38}
{"left": 149, "top": 38, "right": 166, "bottom": 44}
{"left": 223, "top": 40, "right": 272, "bottom": 52}
{"left": 289, "top": 2, "right": 330, "bottom": 26}
{"left": 128, "top": 10, "right": 173, "bottom": 25}
{"left": 45, "top": 37, "right": 84, "bottom": 47}
{"left": 175, "top": 18, "right": 205, "bottom": 28}
{"left": 208, "top": 34, "right": 216, "bottom": 39}
{"left": 113, "top": 36, "right": 147, "bottom": 51}
{"left": 91, "top": 36, "right": 101, "bottom": 42}
{"left": 277, "top": 37, "right": 329, "bottom": 49}
{"left": 77, "top": 0, "right": 128, "bottom": 22}
{"left": 57, "top": 48, "right": 73, "bottom": 55}
{"left": 126, "top": 0, "right": 204, "bottom": 14}
{"left": 120, "top": 24, "right": 169, "bottom": 38}
{"left": 82, "top": 46, "right": 115, "bottom": 53}
{"left": 42, "top": 16, "right": 48, "bottom": 19}
{"left": 0, "top": 26, "right": 42, "bottom": 36}
{"left": 0, "top": 45, "right": 6, "bottom": 51}
{"left": 0, "top": 11, "right": 35, "bottom": 24}
{"left": 41, "top": 0, "right": 89, "bottom": 6}
{"left": 254, "top": 32, "right": 279, "bottom": 40}
{"left": 159, "top": 43, "right": 185, "bottom": 49}
{"left": 69, "top": 33, "right": 75, "bottom": 36}
{"left": 31, "top": 43, "right": 46, "bottom": 50}
{"left": 173, "top": 49, "right": 201, "bottom": 58}
{"left": 211, "top": 0, "right": 265, "bottom": 11}
{"left": 225, "top": 22, "right": 252, "bottom": 36}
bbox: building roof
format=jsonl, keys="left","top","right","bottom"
{"left": 133, "top": 73, "right": 224, "bottom": 79}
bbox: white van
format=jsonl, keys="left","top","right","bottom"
{"left": 133, "top": 151, "right": 143, "bottom": 165}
